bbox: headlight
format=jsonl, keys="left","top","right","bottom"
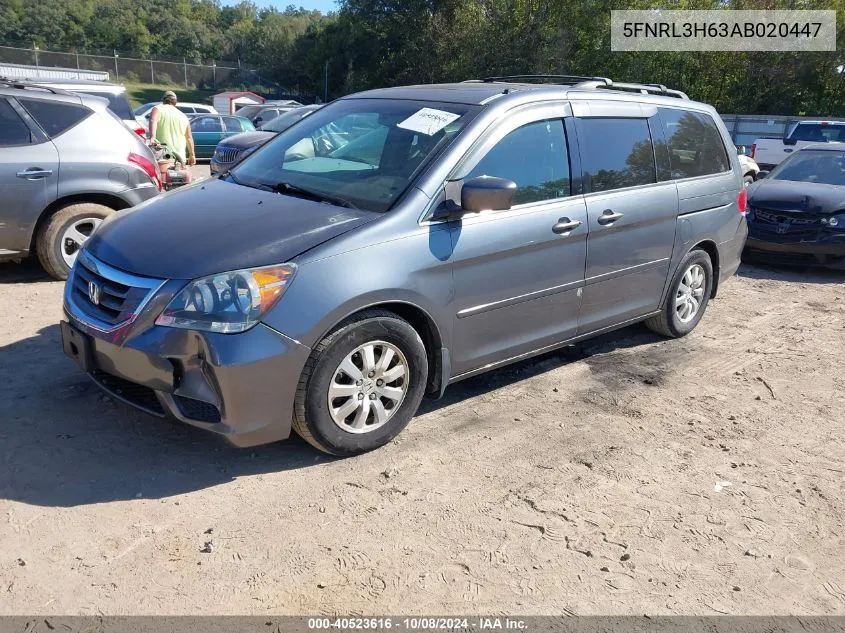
{"left": 155, "top": 264, "right": 296, "bottom": 333}
{"left": 821, "top": 214, "right": 844, "bottom": 228}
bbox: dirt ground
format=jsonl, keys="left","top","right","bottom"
{"left": 1, "top": 242, "right": 844, "bottom": 615}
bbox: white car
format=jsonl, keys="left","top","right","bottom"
{"left": 751, "top": 120, "right": 845, "bottom": 171}
{"left": 133, "top": 102, "right": 217, "bottom": 132}
{"left": 736, "top": 147, "right": 760, "bottom": 186}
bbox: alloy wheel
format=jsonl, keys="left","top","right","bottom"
{"left": 675, "top": 263, "right": 706, "bottom": 323}
{"left": 327, "top": 341, "right": 409, "bottom": 434}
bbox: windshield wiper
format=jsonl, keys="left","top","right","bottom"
{"left": 263, "top": 181, "right": 358, "bottom": 209}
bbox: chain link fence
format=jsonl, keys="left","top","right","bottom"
{"left": 0, "top": 43, "right": 278, "bottom": 94}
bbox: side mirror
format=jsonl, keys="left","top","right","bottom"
{"left": 736, "top": 145, "right": 746, "bottom": 156}
{"left": 460, "top": 176, "right": 517, "bottom": 213}
{"left": 254, "top": 117, "right": 263, "bottom": 126}
{"left": 757, "top": 170, "right": 769, "bottom": 179}
{"left": 783, "top": 138, "right": 797, "bottom": 146}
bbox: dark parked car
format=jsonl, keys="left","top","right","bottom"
{"left": 189, "top": 114, "right": 254, "bottom": 159}
{"left": 744, "top": 143, "right": 845, "bottom": 268}
{"left": 210, "top": 105, "right": 323, "bottom": 174}
{"left": 61, "top": 76, "right": 747, "bottom": 455}
{"left": 234, "top": 101, "right": 302, "bottom": 127}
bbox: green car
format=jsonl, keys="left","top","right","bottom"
{"left": 190, "top": 114, "right": 255, "bottom": 159}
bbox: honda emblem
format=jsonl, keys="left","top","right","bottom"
{"left": 88, "top": 281, "right": 101, "bottom": 306}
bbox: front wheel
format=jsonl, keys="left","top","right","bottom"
{"left": 293, "top": 310, "right": 428, "bottom": 456}
{"left": 645, "top": 249, "right": 713, "bottom": 338}
{"left": 37, "top": 203, "right": 114, "bottom": 280}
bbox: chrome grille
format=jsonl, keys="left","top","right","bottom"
{"left": 67, "top": 251, "right": 164, "bottom": 330}
{"left": 754, "top": 208, "right": 819, "bottom": 226}
{"left": 213, "top": 145, "right": 241, "bottom": 164}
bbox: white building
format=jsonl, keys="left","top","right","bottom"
{"left": 0, "top": 62, "right": 109, "bottom": 82}
{"left": 212, "top": 91, "right": 265, "bottom": 115}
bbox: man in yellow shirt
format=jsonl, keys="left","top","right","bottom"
{"left": 149, "top": 91, "right": 196, "bottom": 167}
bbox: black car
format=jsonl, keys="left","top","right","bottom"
{"left": 210, "top": 105, "right": 323, "bottom": 175}
{"left": 745, "top": 142, "right": 845, "bottom": 269}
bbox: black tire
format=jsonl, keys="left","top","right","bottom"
{"left": 743, "top": 174, "right": 755, "bottom": 186}
{"left": 645, "top": 248, "right": 713, "bottom": 338}
{"left": 293, "top": 309, "right": 428, "bottom": 456}
{"left": 36, "top": 203, "right": 114, "bottom": 280}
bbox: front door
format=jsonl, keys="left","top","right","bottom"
{"left": 445, "top": 107, "right": 588, "bottom": 377}
{"left": 0, "top": 97, "right": 58, "bottom": 255}
{"left": 575, "top": 112, "right": 678, "bottom": 333}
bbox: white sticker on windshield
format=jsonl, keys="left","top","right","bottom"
{"left": 397, "top": 108, "right": 461, "bottom": 136}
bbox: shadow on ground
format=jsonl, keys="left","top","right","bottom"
{"left": 0, "top": 258, "right": 53, "bottom": 284}
{"left": 738, "top": 261, "right": 845, "bottom": 284}
{"left": 0, "top": 317, "right": 662, "bottom": 508}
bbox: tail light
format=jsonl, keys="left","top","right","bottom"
{"left": 134, "top": 127, "right": 146, "bottom": 137}
{"left": 737, "top": 188, "right": 748, "bottom": 214}
{"left": 750, "top": 143, "right": 756, "bottom": 158}
{"left": 128, "top": 152, "right": 162, "bottom": 191}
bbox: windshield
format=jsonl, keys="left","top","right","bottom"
{"left": 235, "top": 105, "right": 263, "bottom": 120}
{"left": 133, "top": 102, "right": 156, "bottom": 116}
{"left": 768, "top": 150, "right": 845, "bottom": 186}
{"left": 231, "top": 98, "right": 478, "bottom": 212}
{"left": 261, "top": 107, "right": 319, "bottom": 133}
{"left": 80, "top": 91, "right": 134, "bottom": 120}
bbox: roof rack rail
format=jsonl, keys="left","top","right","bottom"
{"left": 0, "top": 77, "right": 66, "bottom": 94}
{"left": 482, "top": 74, "right": 612, "bottom": 85}
{"left": 574, "top": 79, "right": 689, "bottom": 100}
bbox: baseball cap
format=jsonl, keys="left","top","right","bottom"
{"left": 162, "top": 90, "right": 177, "bottom": 101}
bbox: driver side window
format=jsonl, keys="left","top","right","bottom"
{"left": 467, "top": 119, "right": 570, "bottom": 205}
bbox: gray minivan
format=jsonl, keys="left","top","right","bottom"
{"left": 61, "top": 76, "right": 748, "bottom": 455}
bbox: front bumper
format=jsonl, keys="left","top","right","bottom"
{"left": 62, "top": 256, "right": 311, "bottom": 447}
{"left": 744, "top": 231, "right": 845, "bottom": 268}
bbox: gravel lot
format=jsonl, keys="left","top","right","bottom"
{"left": 1, "top": 199, "right": 843, "bottom": 615}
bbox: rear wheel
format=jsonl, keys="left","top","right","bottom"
{"left": 293, "top": 310, "right": 428, "bottom": 456}
{"left": 646, "top": 249, "right": 713, "bottom": 338}
{"left": 37, "top": 203, "right": 114, "bottom": 280}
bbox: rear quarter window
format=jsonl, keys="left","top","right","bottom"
{"left": 659, "top": 108, "right": 730, "bottom": 178}
{"left": 19, "top": 98, "right": 91, "bottom": 138}
{"left": 79, "top": 91, "right": 134, "bottom": 120}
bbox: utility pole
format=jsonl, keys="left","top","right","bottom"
{"left": 183, "top": 58, "right": 188, "bottom": 88}
{"left": 150, "top": 57, "right": 155, "bottom": 84}
{"left": 113, "top": 50, "right": 119, "bottom": 81}
{"left": 212, "top": 61, "right": 217, "bottom": 91}
{"left": 33, "top": 43, "right": 39, "bottom": 68}
{"left": 324, "top": 60, "right": 329, "bottom": 103}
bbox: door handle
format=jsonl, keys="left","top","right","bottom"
{"left": 597, "top": 209, "right": 624, "bottom": 225}
{"left": 17, "top": 168, "right": 53, "bottom": 180}
{"left": 552, "top": 217, "right": 582, "bottom": 234}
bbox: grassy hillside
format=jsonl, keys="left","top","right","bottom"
{"left": 124, "top": 82, "right": 216, "bottom": 108}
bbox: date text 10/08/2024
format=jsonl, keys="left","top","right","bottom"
{"left": 307, "top": 618, "right": 528, "bottom": 630}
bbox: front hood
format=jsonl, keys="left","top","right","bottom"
{"left": 748, "top": 179, "right": 845, "bottom": 215}
{"left": 86, "top": 178, "right": 379, "bottom": 279}
{"left": 218, "top": 131, "right": 275, "bottom": 150}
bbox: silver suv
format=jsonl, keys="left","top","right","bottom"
{"left": 0, "top": 80, "right": 160, "bottom": 279}
{"left": 62, "top": 76, "right": 748, "bottom": 455}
